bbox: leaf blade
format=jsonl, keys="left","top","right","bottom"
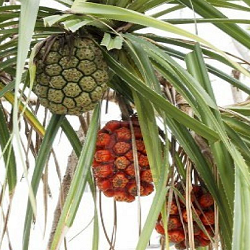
{"left": 50, "top": 105, "right": 100, "bottom": 250}
{"left": 22, "top": 115, "right": 65, "bottom": 250}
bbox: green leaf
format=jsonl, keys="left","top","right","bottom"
{"left": 225, "top": 105, "right": 250, "bottom": 116}
{"left": 13, "top": 3, "right": 41, "bottom": 232}
{"left": 69, "top": 2, "right": 250, "bottom": 78}
{"left": 69, "top": 1, "right": 212, "bottom": 44}
{"left": 61, "top": 118, "right": 99, "bottom": 250}
{"left": 22, "top": 114, "right": 65, "bottom": 250}
{"left": 207, "top": 0, "right": 250, "bottom": 12}
{"left": 185, "top": 44, "right": 235, "bottom": 203}
{"left": 133, "top": 93, "right": 162, "bottom": 183}
{"left": 162, "top": 18, "right": 250, "bottom": 25}
{"left": 14, "top": 0, "right": 40, "bottom": 94}
{"left": 53, "top": 0, "right": 73, "bottom": 7}
{"left": 92, "top": 204, "right": 99, "bottom": 250}
{"left": 103, "top": 49, "right": 219, "bottom": 142}
{"left": 174, "top": 154, "right": 186, "bottom": 180}
{"left": 223, "top": 115, "right": 250, "bottom": 138}
{"left": 0, "top": 104, "right": 16, "bottom": 195}
{"left": 0, "top": 81, "right": 45, "bottom": 137}
{"left": 138, "top": 34, "right": 250, "bottom": 96}
{"left": 43, "top": 14, "right": 71, "bottom": 27}
{"left": 0, "top": 81, "right": 15, "bottom": 99}
{"left": 185, "top": 44, "right": 250, "bottom": 249}
{"left": 122, "top": 37, "right": 161, "bottom": 92}
{"left": 134, "top": 106, "right": 169, "bottom": 249}
{"left": 136, "top": 185, "right": 168, "bottom": 250}
{"left": 62, "top": 18, "right": 94, "bottom": 32}
{"left": 225, "top": 123, "right": 250, "bottom": 164}
{"left": 101, "top": 33, "right": 123, "bottom": 51}
{"left": 61, "top": 118, "right": 96, "bottom": 195}
{"left": 233, "top": 167, "right": 250, "bottom": 250}
{"left": 50, "top": 105, "right": 100, "bottom": 250}
{"left": 178, "top": 0, "right": 250, "bottom": 49}
{"left": 230, "top": 0, "right": 250, "bottom": 9}
{"left": 28, "top": 42, "right": 39, "bottom": 91}
{"left": 128, "top": 0, "right": 170, "bottom": 12}
{"left": 151, "top": 4, "right": 184, "bottom": 18}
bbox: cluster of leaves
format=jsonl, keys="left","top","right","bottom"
{"left": 1, "top": 0, "right": 250, "bottom": 250}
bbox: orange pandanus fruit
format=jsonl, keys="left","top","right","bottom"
{"left": 93, "top": 118, "right": 154, "bottom": 202}
{"left": 155, "top": 184, "right": 215, "bottom": 249}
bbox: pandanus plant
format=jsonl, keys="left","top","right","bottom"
{"left": 1, "top": 0, "right": 250, "bottom": 249}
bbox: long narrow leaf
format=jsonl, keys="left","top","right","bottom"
{"left": 185, "top": 45, "right": 235, "bottom": 207}
{"left": 185, "top": 45, "right": 250, "bottom": 249}
{"left": 103, "top": 49, "right": 219, "bottom": 142}
{"left": 0, "top": 104, "right": 16, "bottom": 195}
{"left": 138, "top": 34, "right": 250, "bottom": 95}
{"left": 14, "top": 6, "right": 41, "bottom": 248}
{"left": 233, "top": 167, "right": 250, "bottom": 250}
{"left": 178, "top": 0, "right": 250, "bottom": 49}
{"left": 0, "top": 82, "right": 45, "bottom": 137}
{"left": 136, "top": 184, "right": 168, "bottom": 250}
{"left": 133, "top": 92, "right": 162, "bottom": 183}
{"left": 22, "top": 114, "right": 65, "bottom": 250}
{"left": 50, "top": 105, "right": 100, "bottom": 250}
{"left": 69, "top": 2, "right": 250, "bottom": 78}
{"left": 236, "top": 0, "right": 250, "bottom": 8}
{"left": 162, "top": 18, "right": 250, "bottom": 25}
{"left": 61, "top": 118, "right": 96, "bottom": 194}
{"left": 61, "top": 118, "right": 99, "bottom": 250}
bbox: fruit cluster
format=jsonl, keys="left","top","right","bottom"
{"left": 155, "top": 185, "right": 215, "bottom": 249}
{"left": 92, "top": 119, "right": 154, "bottom": 202}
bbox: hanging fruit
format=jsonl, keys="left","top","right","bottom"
{"left": 92, "top": 118, "right": 154, "bottom": 202}
{"left": 155, "top": 184, "right": 215, "bottom": 249}
{"left": 33, "top": 33, "right": 109, "bottom": 115}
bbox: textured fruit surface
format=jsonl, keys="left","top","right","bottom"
{"left": 199, "top": 193, "right": 214, "bottom": 208}
{"left": 34, "top": 35, "right": 108, "bottom": 115}
{"left": 93, "top": 119, "right": 154, "bottom": 202}
{"left": 195, "top": 236, "right": 211, "bottom": 247}
{"left": 168, "top": 229, "right": 185, "bottom": 243}
{"left": 155, "top": 223, "right": 165, "bottom": 235}
{"left": 155, "top": 184, "right": 215, "bottom": 249}
{"left": 168, "top": 216, "right": 182, "bottom": 230}
{"left": 169, "top": 201, "right": 178, "bottom": 215}
{"left": 200, "top": 210, "right": 215, "bottom": 225}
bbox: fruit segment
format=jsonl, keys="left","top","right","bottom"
{"left": 93, "top": 118, "right": 154, "bottom": 202}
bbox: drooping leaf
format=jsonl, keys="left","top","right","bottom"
{"left": 0, "top": 103, "right": 16, "bottom": 195}
{"left": 178, "top": 0, "right": 250, "bottom": 49}
{"left": 61, "top": 118, "right": 99, "bottom": 250}
{"left": 13, "top": 5, "right": 41, "bottom": 241}
{"left": 50, "top": 105, "right": 100, "bottom": 250}
{"left": 103, "top": 49, "right": 219, "bottom": 142}
{"left": 233, "top": 167, "right": 250, "bottom": 250}
{"left": 22, "top": 114, "right": 65, "bottom": 250}
{"left": 69, "top": 2, "right": 250, "bottom": 78}
{"left": 234, "top": 0, "right": 250, "bottom": 9}
{"left": 0, "top": 81, "right": 45, "bottom": 136}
